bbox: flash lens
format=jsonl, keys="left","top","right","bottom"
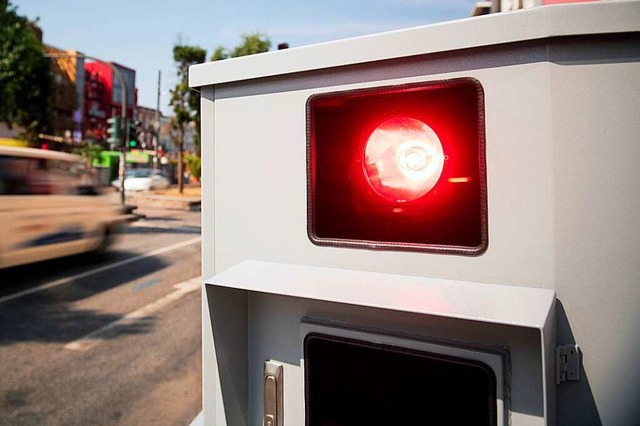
{"left": 364, "top": 117, "right": 444, "bottom": 202}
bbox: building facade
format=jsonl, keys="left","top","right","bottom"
{"left": 158, "top": 116, "right": 197, "bottom": 155}
{"left": 136, "top": 105, "right": 160, "bottom": 150}
{"left": 83, "top": 61, "right": 137, "bottom": 143}
{"left": 83, "top": 64, "right": 109, "bottom": 140}
{"left": 472, "top": 0, "right": 597, "bottom": 15}
{"left": 42, "top": 43, "right": 138, "bottom": 145}
{"left": 44, "top": 45, "right": 85, "bottom": 142}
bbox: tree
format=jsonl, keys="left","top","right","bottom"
{"left": 0, "top": 1, "right": 51, "bottom": 144}
{"left": 73, "top": 142, "right": 104, "bottom": 166}
{"left": 210, "top": 33, "right": 271, "bottom": 61}
{"left": 169, "top": 44, "right": 206, "bottom": 194}
{"left": 185, "top": 153, "right": 201, "bottom": 182}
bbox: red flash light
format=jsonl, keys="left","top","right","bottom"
{"left": 307, "top": 78, "right": 487, "bottom": 255}
{"left": 364, "top": 117, "right": 444, "bottom": 202}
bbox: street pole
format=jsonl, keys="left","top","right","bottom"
{"left": 154, "top": 70, "right": 161, "bottom": 170}
{"left": 45, "top": 52, "right": 129, "bottom": 205}
{"left": 111, "top": 65, "right": 128, "bottom": 205}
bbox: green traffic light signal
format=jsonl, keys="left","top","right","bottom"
{"left": 106, "top": 116, "right": 122, "bottom": 145}
{"left": 128, "top": 119, "right": 141, "bottom": 150}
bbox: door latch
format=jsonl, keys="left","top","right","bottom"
{"left": 264, "top": 360, "right": 283, "bottom": 426}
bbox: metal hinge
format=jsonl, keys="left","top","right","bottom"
{"left": 555, "top": 344, "right": 580, "bottom": 384}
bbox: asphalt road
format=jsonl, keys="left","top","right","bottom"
{"left": 0, "top": 206, "right": 202, "bottom": 426}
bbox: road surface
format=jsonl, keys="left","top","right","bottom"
{"left": 0, "top": 206, "right": 202, "bottom": 426}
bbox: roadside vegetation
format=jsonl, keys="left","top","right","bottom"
{"left": 0, "top": 1, "right": 51, "bottom": 143}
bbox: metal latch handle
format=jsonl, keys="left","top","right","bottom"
{"left": 264, "top": 361, "right": 283, "bottom": 426}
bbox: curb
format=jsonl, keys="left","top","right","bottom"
{"left": 125, "top": 194, "right": 201, "bottom": 211}
{"left": 118, "top": 205, "right": 144, "bottom": 223}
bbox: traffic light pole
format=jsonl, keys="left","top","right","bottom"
{"left": 154, "top": 70, "right": 161, "bottom": 170}
{"left": 45, "top": 52, "right": 129, "bottom": 205}
{"left": 110, "top": 65, "right": 128, "bottom": 206}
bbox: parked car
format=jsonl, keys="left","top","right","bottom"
{"left": 111, "top": 168, "right": 171, "bottom": 192}
{"left": 0, "top": 146, "right": 127, "bottom": 269}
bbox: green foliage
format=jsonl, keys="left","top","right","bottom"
{"left": 169, "top": 44, "right": 206, "bottom": 192}
{"left": 209, "top": 33, "right": 271, "bottom": 61}
{"left": 185, "top": 153, "right": 201, "bottom": 181}
{"left": 0, "top": 1, "right": 51, "bottom": 143}
{"left": 210, "top": 46, "right": 228, "bottom": 61}
{"left": 169, "top": 44, "right": 206, "bottom": 145}
{"left": 73, "top": 142, "right": 104, "bottom": 166}
{"left": 233, "top": 33, "right": 271, "bottom": 57}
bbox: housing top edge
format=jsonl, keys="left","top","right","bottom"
{"left": 188, "top": 1, "right": 640, "bottom": 88}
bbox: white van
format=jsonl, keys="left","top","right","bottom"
{"left": 0, "top": 146, "right": 127, "bottom": 269}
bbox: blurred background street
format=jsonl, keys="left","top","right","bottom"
{"left": 0, "top": 205, "right": 202, "bottom": 426}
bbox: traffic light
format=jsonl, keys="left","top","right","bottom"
{"left": 106, "top": 116, "right": 122, "bottom": 146}
{"left": 128, "top": 119, "right": 141, "bottom": 149}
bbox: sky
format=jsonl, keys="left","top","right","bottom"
{"left": 12, "top": 0, "right": 477, "bottom": 115}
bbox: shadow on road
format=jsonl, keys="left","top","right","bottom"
{"left": 0, "top": 306, "right": 156, "bottom": 345}
{"left": 0, "top": 253, "right": 169, "bottom": 345}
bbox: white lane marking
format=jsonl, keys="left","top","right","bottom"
{"left": 64, "top": 276, "right": 201, "bottom": 352}
{"left": 0, "top": 236, "right": 202, "bottom": 305}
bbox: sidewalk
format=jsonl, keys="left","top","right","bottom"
{"left": 123, "top": 184, "right": 201, "bottom": 212}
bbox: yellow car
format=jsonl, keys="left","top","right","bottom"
{"left": 0, "top": 146, "right": 127, "bottom": 269}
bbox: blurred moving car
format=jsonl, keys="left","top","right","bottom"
{"left": 0, "top": 146, "right": 127, "bottom": 269}
{"left": 111, "top": 168, "right": 171, "bottom": 192}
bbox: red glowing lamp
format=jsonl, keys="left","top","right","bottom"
{"left": 363, "top": 117, "right": 444, "bottom": 202}
{"left": 307, "top": 78, "right": 487, "bottom": 254}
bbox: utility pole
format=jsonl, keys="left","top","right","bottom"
{"left": 154, "top": 70, "right": 161, "bottom": 170}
